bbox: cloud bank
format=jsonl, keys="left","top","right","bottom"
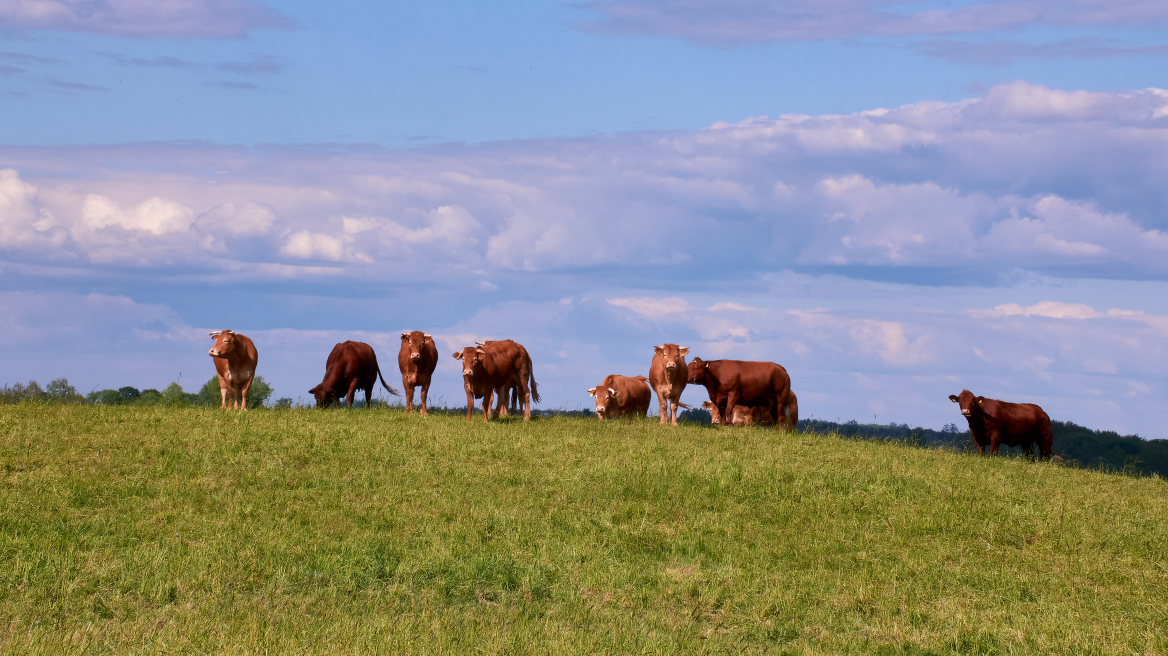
{"left": 578, "top": 0, "right": 1168, "bottom": 47}
{"left": 0, "top": 0, "right": 295, "bottom": 39}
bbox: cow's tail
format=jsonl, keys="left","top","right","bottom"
{"left": 676, "top": 402, "right": 691, "bottom": 410}
{"left": 633, "top": 375, "right": 649, "bottom": 384}
{"left": 526, "top": 352, "right": 541, "bottom": 404}
{"left": 376, "top": 361, "right": 402, "bottom": 397}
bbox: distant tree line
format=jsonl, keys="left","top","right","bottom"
{"left": 1, "top": 377, "right": 279, "bottom": 409}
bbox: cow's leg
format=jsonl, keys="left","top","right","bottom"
{"left": 345, "top": 378, "right": 359, "bottom": 409}
{"left": 482, "top": 389, "right": 494, "bottom": 423}
{"left": 364, "top": 383, "right": 374, "bottom": 409}
{"left": 656, "top": 390, "right": 670, "bottom": 424}
{"left": 464, "top": 387, "right": 474, "bottom": 420}
{"left": 1023, "top": 442, "right": 1036, "bottom": 462}
{"left": 218, "top": 375, "right": 229, "bottom": 409}
{"left": 723, "top": 390, "right": 740, "bottom": 428}
{"left": 520, "top": 378, "right": 532, "bottom": 421}
{"left": 419, "top": 381, "right": 430, "bottom": 416}
{"left": 988, "top": 430, "right": 1001, "bottom": 455}
{"left": 403, "top": 377, "right": 415, "bottom": 413}
{"left": 669, "top": 398, "right": 680, "bottom": 426}
{"left": 238, "top": 376, "right": 252, "bottom": 411}
{"left": 494, "top": 386, "right": 508, "bottom": 417}
{"left": 1039, "top": 422, "right": 1053, "bottom": 461}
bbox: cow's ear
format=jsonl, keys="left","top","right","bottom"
{"left": 653, "top": 345, "right": 663, "bottom": 353}
{"left": 423, "top": 333, "right": 432, "bottom": 340}
{"left": 976, "top": 396, "right": 985, "bottom": 404}
{"left": 401, "top": 333, "right": 409, "bottom": 340}
{"left": 949, "top": 395, "right": 959, "bottom": 402}
{"left": 679, "top": 346, "right": 689, "bottom": 355}
{"left": 453, "top": 352, "right": 463, "bottom": 360}
{"left": 587, "top": 387, "right": 597, "bottom": 397}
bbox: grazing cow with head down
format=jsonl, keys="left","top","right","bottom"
{"left": 649, "top": 344, "right": 689, "bottom": 425}
{"left": 453, "top": 339, "right": 540, "bottom": 421}
{"left": 587, "top": 375, "right": 651, "bottom": 420}
{"left": 208, "top": 330, "right": 258, "bottom": 410}
{"left": 687, "top": 357, "right": 791, "bottom": 427}
{"left": 949, "top": 390, "right": 1053, "bottom": 460}
{"left": 309, "top": 341, "right": 400, "bottom": 408}
{"left": 399, "top": 331, "right": 438, "bottom": 415}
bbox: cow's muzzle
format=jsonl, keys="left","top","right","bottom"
{"left": 208, "top": 349, "right": 220, "bottom": 357}
{"left": 463, "top": 369, "right": 473, "bottom": 377}
{"left": 410, "top": 353, "right": 420, "bottom": 360}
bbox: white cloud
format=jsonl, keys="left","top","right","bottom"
{"left": 0, "top": 0, "right": 295, "bottom": 39}
{"left": 607, "top": 297, "right": 694, "bottom": 317}
{"left": 280, "top": 230, "right": 344, "bottom": 261}
{"left": 80, "top": 194, "right": 194, "bottom": 235}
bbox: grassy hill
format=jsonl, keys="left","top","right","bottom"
{"left": 1, "top": 406, "right": 1165, "bottom": 654}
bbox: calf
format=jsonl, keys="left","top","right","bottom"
{"left": 649, "top": 344, "right": 689, "bottom": 425}
{"left": 208, "top": 330, "right": 258, "bottom": 410}
{"left": 701, "top": 400, "right": 773, "bottom": 427}
{"left": 399, "top": 331, "right": 438, "bottom": 415}
{"left": 687, "top": 357, "right": 791, "bottom": 427}
{"left": 587, "top": 375, "right": 651, "bottom": 420}
{"left": 949, "top": 390, "right": 1053, "bottom": 460}
{"left": 309, "top": 341, "right": 400, "bottom": 408}
{"left": 453, "top": 339, "right": 540, "bottom": 421}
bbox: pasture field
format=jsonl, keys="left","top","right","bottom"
{"left": 1, "top": 406, "right": 1166, "bottom": 655}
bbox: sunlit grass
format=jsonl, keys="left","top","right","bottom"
{"left": 1, "top": 406, "right": 1165, "bottom": 654}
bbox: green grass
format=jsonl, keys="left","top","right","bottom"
{"left": 1, "top": 406, "right": 1166, "bottom": 655}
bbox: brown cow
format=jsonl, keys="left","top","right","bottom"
{"left": 208, "top": 330, "right": 258, "bottom": 410}
{"left": 782, "top": 390, "right": 799, "bottom": 430}
{"left": 399, "top": 331, "right": 438, "bottom": 415}
{"left": 453, "top": 339, "right": 540, "bottom": 421}
{"left": 949, "top": 390, "right": 1053, "bottom": 460}
{"left": 649, "top": 344, "right": 689, "bottom": 425}
{"left": 687, "top": 357, "right": 791, "bottom": 427}
{"left": 309, "top": 341, "right": 400, "bottom": 408}
{"left": 587, "top": 375, "right": 651, "bottom": 420}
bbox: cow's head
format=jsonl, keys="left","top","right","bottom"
{"left": 687, "top": 357, "right": 709, "bottom": 384}
{"left": 587, "top": 385, "right": 619, "bottom": 419}
{"left": 654, "top": 344, "right": 689, "bottom": 381}
{"left": 308, "top": 383, "right": 337, "bottom": 408}
{"left": 700, "top": 399, "right": 722, "bottom": 424}
{"left": 453, "top": 346, "right": 486, "bottom": 379}
{"left": 401, "top": 331, "right": 432, "bottom": 361}
{"left": 208, "top": 330, "right": 238, "bottom": 358}
{"left": 949, "top": 390, "right": 985, "bottom": 417}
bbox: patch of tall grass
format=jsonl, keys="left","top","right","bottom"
{"left": 1, "top": 406, "right": 1164, "bottom": 654}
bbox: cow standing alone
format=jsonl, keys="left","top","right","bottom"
{"left": 949, "top": 390, "right": 1053, "bottom": 460}
{"left": 208, "top": 330, "right": 258, "bottom": 410}
{"left": 309, "top": 341, "right": 400, "bottom": 408}
{"left": 453, "top": 339, "right": 540, "bottom": 421}
{"left": 649, "top": 344, "right": 689, "bottom": 425}
{"left": 587, "top": 375, "right": 651, "bottom": 420}
{"left": 399, "top": 331, "right": 438, "bottom": 415}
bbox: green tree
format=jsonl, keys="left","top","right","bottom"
{"left": 136, "top": 389, "right": 163, "bottom": 406}
{"left": 87, "top": 389, "right": 122, "bottom": 406}
{"left": 118, "top": 386, "right": 141, "bottom": 402}
{"left": 46, "top": 378, "right": 84, "bottom": 404}
{"left": 197, "top": 375, "right": 274, "bottom": 408}
{"left": 162, "top": 382, "right": 190, "bottom": 407}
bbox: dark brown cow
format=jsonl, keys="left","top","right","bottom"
{"left": 649, "top": 344, "right": 689, "bottom": 425}
{"left": 587, "top": 375, "right": 651, "bottom": 420}
{"left": 399, "top": 331, "right": 438, "bottom": 415}
{"left": 687, "top": 357, "right": 791, "bottom": 427}
{"left": 208, "top": 330, "right": 258, "bottom": 410}
{"left": 453, "top": 339, "right": 540, "bottom": 421}
{"left": 949, "top": 390, "right": 1053, "bottom": 460}
{"left": 309, "top": 341, "right": 400, "bottom": 408}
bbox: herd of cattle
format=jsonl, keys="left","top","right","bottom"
{"left": 206, "top": 330, "right": 1056, "bottom": 460}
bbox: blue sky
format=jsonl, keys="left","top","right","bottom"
{"left": 2, "top": 0, "right": 1167, "bottom": 435}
